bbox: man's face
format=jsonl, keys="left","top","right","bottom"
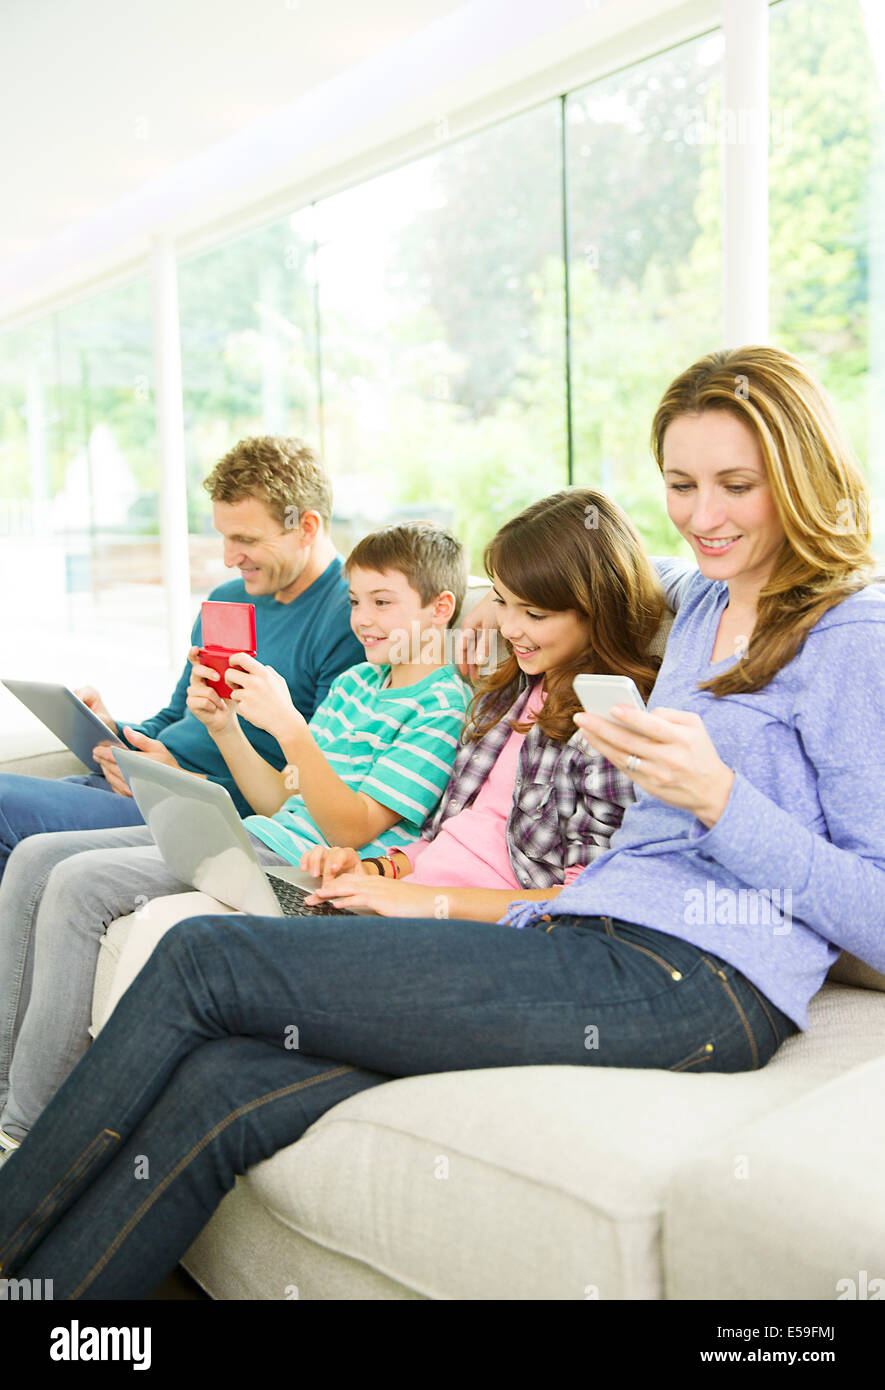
{"left": 213, "top": 496, "right": 309, "bottom": 599}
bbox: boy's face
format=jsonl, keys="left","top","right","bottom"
{"left": 347, "top": 566, "right": 446, "bottom": 666}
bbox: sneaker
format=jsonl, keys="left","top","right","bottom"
{"left": 0, "top": 1126, "right": 20, "bottom": 1154}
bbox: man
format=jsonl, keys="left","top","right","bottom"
{"left": 0, "top": 436, "right": 364, "bottom": 877}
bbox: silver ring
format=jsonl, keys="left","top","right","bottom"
{"left": 625, "top": 754, "right": 641, "bottom": 773}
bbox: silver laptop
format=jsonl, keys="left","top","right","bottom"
{"left": 114, "top": 748, "right": 354, "bottom": 917}
{"left": 3, "top": 680, "right": 126, "bottom": 774}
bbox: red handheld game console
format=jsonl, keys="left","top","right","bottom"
{"left": 198, "top": 601, "right": 257, "bottom": 699}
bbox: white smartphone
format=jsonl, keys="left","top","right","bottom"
{"left": 573, "top": 674, "right": 646, "bottom": 724}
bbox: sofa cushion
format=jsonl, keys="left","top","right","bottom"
{"left": 178, "top": 983, "right": 885, "bottom": 1300}
{"left": 826, "top": 950, "right": 885, "bottom": 993}
{"left": 663, "top": 1052, "right": 885, "bottom": 1299}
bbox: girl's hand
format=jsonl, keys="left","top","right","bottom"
{"left": 574, "top": 705, "right": 735, "bottom": 829}
{"left": 306, "top": 873, "right": 444, "bottom": 918}
{"left": 186, "top": 647, "right": 236, "bottom": 735}
{"left": 225, "top": 654, "right": 306, "bottom": 744}
{"left": 299, "top": 846, "right": 366, "bottom": 881}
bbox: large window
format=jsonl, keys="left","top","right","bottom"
{"left": 178, "top": 208, "right": 322, "bottom": 604}
{"left": 0, "top": 280, "right": 174, "bottom": 735}
{"left": 315, "top": 101, "right": 567, "bottom": 566}
{"left": 567, "top": 29, "right": 724, "bottom": 553}
{"left": 769, "top": 0, "right": 884, "bottom": 539}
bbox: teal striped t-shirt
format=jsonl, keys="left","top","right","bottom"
{"left": 245, "top": 661, "right": 471, "bottom": 864}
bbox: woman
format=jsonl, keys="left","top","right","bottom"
{"left": 0, "top": 346, "right": 882, "bottom": 1299}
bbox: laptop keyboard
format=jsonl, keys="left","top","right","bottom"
{"left": 266, "top": 874, "right": 354, "bottom": 918}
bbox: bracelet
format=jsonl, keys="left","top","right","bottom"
{"left": 385, "top": 849, "right": 400, "bottom": 879}
{"left": 362, "top": 857, "right": 387, "bottom": 877}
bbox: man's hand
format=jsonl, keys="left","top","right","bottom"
{"left": 454, "top": 588, "right": 498, "bottom": 682}
{"left": 75, "top": 685, "right": 119, "bottom": 736}
{"left": 93, "top": 728, "right": 184, "bottom": 797}
{"left": 574, "top": 705, "right": 735, "bottom": 829}
{"left": 225, "top": 654, "right": 307, "bottom": 746}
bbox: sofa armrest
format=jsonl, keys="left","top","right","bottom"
{"left": 0, "top": 748, "right": 87, "bottom": 778}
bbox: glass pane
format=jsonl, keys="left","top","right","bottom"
{"left": 567, "top": 29, "right": 724, "bottom": 553}
{"left": 770, "top": 0, "right": 884, "bottom": 554}
{"left": 0, "top": 280, "right": 170, "bottom": 736}
{"left": 178, "top": 207, "right": 321, "bottom": 602}
{"left": 314, "top": 101, "right": 567, "bottom": 569}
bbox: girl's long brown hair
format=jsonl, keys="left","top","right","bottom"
{"left": 651, "top": 346, "right": 876, "bottom": 697}
{"left": 465, "top": 489, "right": 667, "bottom": 744}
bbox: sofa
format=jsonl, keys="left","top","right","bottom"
{"left": 2, "top": 734, "right": 882, "bottom": 1301}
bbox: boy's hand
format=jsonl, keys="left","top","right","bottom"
{"left": 454, "top": 588, "right": 498, "bottom": 681}
{"left": 225, "top": 654, "right": 307, "bottom": 744}
{"left": 186, "top": 647, "right": 236, "bottom": 736}
{"left": 299, "top": 846, "right": 367, "bottom": 881}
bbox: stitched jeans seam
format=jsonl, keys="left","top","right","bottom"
{"left": 0, "top": 1128, "right": 120, "bottom": 1269}
{"left": 70, "top": 1062, "right": 356, "bottom": 1299}
{"left": 701, "top": 956, "right": 760, "bottom": 1069}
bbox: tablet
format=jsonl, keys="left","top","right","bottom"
{"left": 3, "top": 680, "right": 126, "bottom": 774}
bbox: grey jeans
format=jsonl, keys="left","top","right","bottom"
{"left": 0, "top": 822, "right": 289, "bottom": 1141}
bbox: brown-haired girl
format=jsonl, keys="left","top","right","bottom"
{"left": 297, "top": 487, "right": 677, "bottom": 921}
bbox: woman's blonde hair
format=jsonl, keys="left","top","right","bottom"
{"left": 651, "top": 346, "right": 874, "bottom": 696}
{"left": 466, "top": 489, "right": 666, "bottom": 744}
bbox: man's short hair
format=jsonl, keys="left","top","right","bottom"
{"left": 346, "top": 522, "right": 468, "bottom": 629}
{"left": 203, "top": 437, "right": 333, "bottom": 527}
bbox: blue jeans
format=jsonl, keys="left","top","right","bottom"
{"left": 0, "top": 774, "right": 145, "bottom": 879}
{"left": 0, "top": 912, "right": 796, "bottom": 1299}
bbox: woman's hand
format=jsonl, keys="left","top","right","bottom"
{"left": 225, "top": 654, "right": 307, "bottom": 745}
{"left": 299, "top": 845, "right": 367, "bottom": 881}
{"left": 186, "top": 647, "right": 236, "bottom": 736}
{"left": 306, "top": 872, "right": 445, "bottom": 917}
{"left": 454, "top": 588, "right": 499, "bottom": 682}
{"left": 574, "top": 705, "right": 735, "bottom": 829}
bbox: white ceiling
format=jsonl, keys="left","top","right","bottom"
{"left": 0, "top": 0, "right": 465, "bottom": 260}
{"left": 0, "top": 0, "right": 707, "bottom": 318}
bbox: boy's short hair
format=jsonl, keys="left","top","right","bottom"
{"left": 203, "top": 436, "right": 333, "bottom": 527}
{"left": 346, "top": 522, "right": 467, "bottom": 628}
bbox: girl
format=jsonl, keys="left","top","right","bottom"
{"left": 294, "top": 487, "right": 677, "bottom": 921}
{"left": 1, "top": 347, "right": 882, "bottom": 1301}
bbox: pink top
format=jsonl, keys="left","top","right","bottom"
{"left": 401, "top": 683, "right": 585, "bottom": 889}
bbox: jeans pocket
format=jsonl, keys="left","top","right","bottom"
{"left": 669, "top": 1040, "right": 716, "bottom": 1072}
{"left": 0, "top": 1128, "right": 119, "bottom": 1272}
{"left": 604, "top": 919, "right": 688, "bottom": 982}
{"left": 700, "top": 957, "right": 761, "bottom": 1070}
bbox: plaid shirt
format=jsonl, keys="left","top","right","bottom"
{"left": 416, "top": 673, "right": 636, "bottom": 890}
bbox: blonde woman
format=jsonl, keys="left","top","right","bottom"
{"left": 1, "top": 347, "right": 883, "bottom": 1298}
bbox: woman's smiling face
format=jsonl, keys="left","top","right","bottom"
{"left": 662, "top": 410, "right": 786, "bottom": 598}
{"left": 491, "top": 573, "right": 592, "bottom": 675}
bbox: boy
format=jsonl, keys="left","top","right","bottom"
{"left": 0, "top": 523, "right": 470, "bottom": 1146}
{"left": 188, "top": 521, "right": 473, "bottom": 863}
